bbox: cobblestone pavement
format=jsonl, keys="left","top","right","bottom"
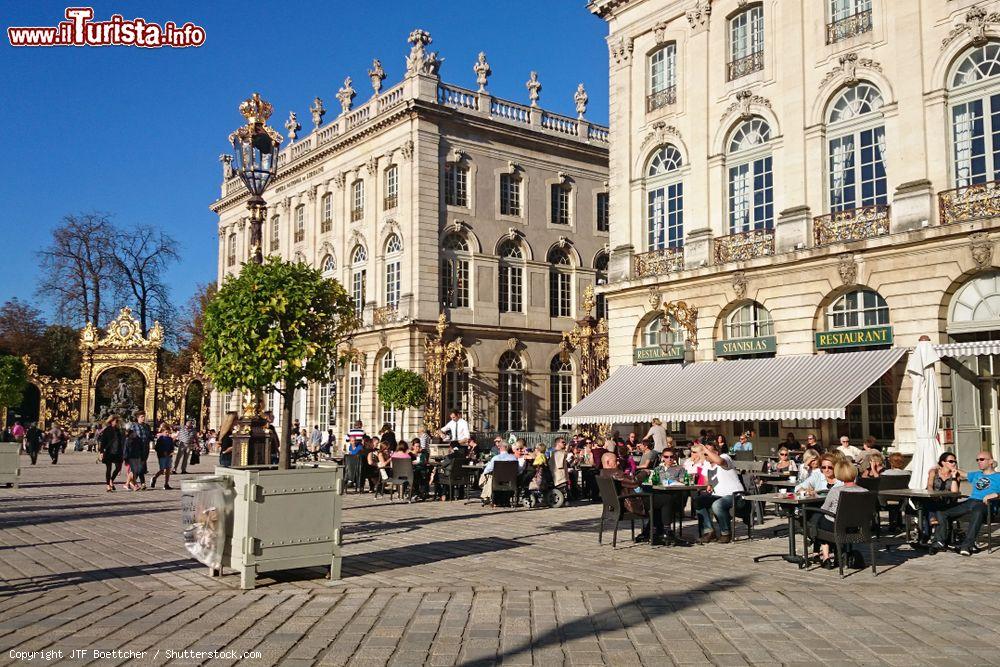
{"left": 1, "top": 454, "right": 998, "bottom": 667}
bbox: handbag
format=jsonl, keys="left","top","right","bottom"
{"left": 190, "top": 449, "right": 201, "bottom": 465}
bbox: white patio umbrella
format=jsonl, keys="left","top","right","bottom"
{"left": 906, "top": 338, "right": 943, "bottom": 490}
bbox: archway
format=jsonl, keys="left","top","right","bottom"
{"left": 93, "top": 367, "right": 147, "bottom": 422}
{"left": 184, "top": 380, "right": 205, "bottom": 427}
{"left": 9, "top": 383, "right": 40, "bottom": 426}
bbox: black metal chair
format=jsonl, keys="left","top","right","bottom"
{"left": 436, "top": 456, "right": 468, "bottom": 500}
{"left": 730, "top": 472, "right": 761, "bottom": 541}
{"left": 595, "top": 475, "right": 648, "bottom": 548}
{"left": 384, "top": 458, "right": 413, "bottom": 502}
{"left": 804, "top": 491, "right": 879, "bottom": 577}
{"left": 947, "top": 497, "right": 998, "bottom": 554}
{"left": 490, "top": 461, "right": 520, "bottom": 507}
{"left": 342, "top": 454, "right": 361, "bottom": 492}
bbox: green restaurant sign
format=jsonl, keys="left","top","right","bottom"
{"left": 815, "top": 325, "right": 893, "bottom": 350}
{"left": 634, "top": 345, "right": 684, "bottom": 363}
{"left": 714, "top": 335, "right": 776, "bottom": 357}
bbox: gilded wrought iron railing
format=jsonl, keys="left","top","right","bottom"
{"left": 939, "top": 180, "right": 1000, "bottom": 225}
{"left": 714, "top": 228, "right": 775, "bottom": 264}
{"left": 727, "top": 51, "right": 764, "bottom": 81}
{"left": 350, "top": 207, "right": 364, "bottom": 222}
{"left": 373, "top": 305, "right": 399, "bottom": 326}
{"left": 826, "top": 9, "right": 873, "bottom": 44}
{"left": 383, "top": 195, "right": 398, "bottom": 211}
{"left": 320, "top": 218, "right": 332, "bottom": 233}
{"left": 813, "top": 204, "right": 890, "bottom": 246}
{"left": 294, "top": 229, "right": 305, "bottom": 243}
{"left": 634, "top": 247, "right": 684, "bottom": 279}
{"left": 646, "top": 86, "right": 677, "bottom": 113}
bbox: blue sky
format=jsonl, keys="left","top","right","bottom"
{"left": 1, "top": 1, "right": 609, "bottom": 322}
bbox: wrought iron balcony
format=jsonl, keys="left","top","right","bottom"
{"left": 714, "top": 228, "right": 775, "bottom": 264}
{"left": 383, "top": 195, "right": 398, "bottom": 211}
{"left": 373, "top": 304, "right": 399, "bottom": 326}
{"left": 350, "top": 207, "right": 364, "bottom": 222}
{"left": 813, "top": 204, "right": 890, "bottom": 246}
{"left": 727, "top": 51, "right": 764, "bottom": 81}
{"left": 320, "top": 218, "right": 332, "bottom": 234}
{"left": 826, "top": 9, "right": 873, "bottom": 44}
{"left": 270, "top": 238, "right": 279, "bottom": 252}
{"left": 646, "top": 86, "right": 677, "bottom": 113}
{"left": 939, "top": 180, "right": 1000, "bottom": 225}
{"left": 294, "top": 229, "right": 305, "bottom": 243}
{"left": 634, "top": 247, "right": 684, "bottom": 279}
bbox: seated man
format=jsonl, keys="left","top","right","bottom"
{"left": 732, "top": 433, "right": 753, "bottom": 453}
{"left": 479, "top": 443, "right": 523, "bottom": 503}
{"left": 634, "top": 439, "right": 657, "bottom": 480}
{"left": 692, "top": 442, "right": 745, "bottom": 544}
{"left": 931, "top": 451, "right": 1000, "bottom": 556}
{"left": 636, "top": 448, "right": 688, "bottom": 546}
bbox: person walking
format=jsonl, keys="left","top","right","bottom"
{"left": 150, "top": 423, "right": 176, "bottom": 489}
{"left": 47, "top": 424, "right": 64, "bottom": 464}
{"left": 172, "top": 420, "right": 196, "bottom": 474}
{"left": 124, "top": 425, "right": 149, "bottom": 490}
{"left": 98, "top": 415, "right": 124, "bottom": 492}
{"left": 309, "top": 425, "right": 323, "bottom": 461}
{"left": 24, "top": 423, "right": 42, "bottom": 465}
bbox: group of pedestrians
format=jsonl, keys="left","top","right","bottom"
{"left": 95, "top": 413, "right": 203, "bottom": 492}
{"left": 8, "top": 421, "right": 68, "bottom": 465}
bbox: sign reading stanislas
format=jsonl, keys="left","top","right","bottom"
{"left": 714, "top": 335, "right": 776, "bottom": 357}
{"left": 815, "top": 325, "right": 893, "bottom": 350}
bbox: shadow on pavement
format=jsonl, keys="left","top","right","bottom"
{"left": 0, "top": 505, "right": 176, "bottom": 529}
{"left": 0, "top": 558, "right": 199, "bottom": 596}
{"left": 0, "top": 539, "right": 84, "bottom": 551}
{"left": 342, "top": 536, "right": 528, "bottom": 577}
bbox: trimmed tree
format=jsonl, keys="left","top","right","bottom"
{"left": 201, "top": 257, "right": 357, "bottom": 469}
{"left": 0, "top": 355, "right": 28, "bottom": 428}
{"left": 376, "top": 368, "right": 428, "bottom": 436}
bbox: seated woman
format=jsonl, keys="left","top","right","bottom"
{"left": 922, "top": 451, "right": 962, "bottom": 544}
{"left": 390, "top": 442, "right": 411, "bottom": 459}
{"left": 796, "top": 449, "right": 821, "bottom": 483}
{"left": 807, "top": 460, "right": 870, "bottom": 568}
{"left": 773, "top": 446, "right": 798, "bottom": 474}
{"left": 795, "top": 453, "right": 841, "bottom": 495}
{"left": 860, "top": 451, "right": 885, "bottom": 479}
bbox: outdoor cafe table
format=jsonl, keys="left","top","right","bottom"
{"left": 743, "top": 492, "right": 824, "bottom": 566}
{"left": 637, "top": 484, "right": 707, "bottom": 541}
{"left": 876, "top": 488, "right": 963, "bottom": 543}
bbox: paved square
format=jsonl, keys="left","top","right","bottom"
{"left": 1, "top": 454, "right": 998, "bottom": 666}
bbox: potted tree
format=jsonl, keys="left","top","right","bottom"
{"left": 201, "top": 257, "right": 357, "bottom": 588}
{"left": 0, "top": 355, "right": 28, "bottom": 488}
{"left": 376, "top": 368, "right": 428, "bottom": 439}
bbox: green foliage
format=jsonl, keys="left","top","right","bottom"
{"left": 201, "top": 257, "right": 357, "bottom": 394}
{"left": 0, "top": 355, "right": 28, "bottom": 409}
{"left": 377, "top": 368, "right": 428, "bottom": 411}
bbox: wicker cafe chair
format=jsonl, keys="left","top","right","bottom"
{"left": 384, "top": 458, "right": 414, "bottom": 502}
{"left": 804, "top": 491, "right": 879, "bottom": 577}
{"left": 596, "top": 475, "right": 648, "bottom": 548}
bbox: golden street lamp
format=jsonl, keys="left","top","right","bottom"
{"left": 423, "top": 314, "right": 465, "bottom": 435}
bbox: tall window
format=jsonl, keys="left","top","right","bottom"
{"left": 500, "top": 173, "right": 521, "bottom": 216}
{"left": 378, "top": 351, "right": 396, "bottom": 429}
{"left": 384, "top": 234, "right": 402, "bottom": 308}
{"left": 728, "top": 5, "right": 764, "bottom": 81}
{"left": 384, "top": 165, "right": 398, "bottom": 210}
{"left": 646, "top": 145, "right": 684, "bottom": 250}
{"left": 827, "top": 288, "right": 889, "bottom": 329}
{"left": 351, "top": 244, "right": 367, "bottom": 319}
{"left": 498, "top": 239, "right": 524, "bottom": 314}
{"left": 270, "top": 216, "right": 280, "bottom": 251}
{"left": 727, "top": 118, "right": 774, "bottom": 233}
{"left": 351, "top": 180, "right": 365, "bottom": 221}
{"left": 950, "top": 44, "right": 1000, "bottom": 187}
{"left": 348, "top": 361, "right": 362, "bottom": 425}
{"left": 828, "top": 0, "right": 873, "bottom": 43}
{"left": 548, "top": 247, "right": 572, "bottom": 318}
{"left": 294, "top": 205, "right": 305, "bottom": 243}
{"left": 498, "top": 352, "right": 524, "bottom": 432}
{"left": 596, "top": 192, "right": 610, "bottom": 232}
{"left": 317, "top": 381, "right": 336, "bottom": 429}
{"left": 445, "top": 163, "right": 468, "bottom": 207}
{"left": 648, "top": 43, "right": 677, "bottom": 111}
{"left": 828, "top": 84, "right": 887, "bottom": 213}
{"left": 725, "top": 302, "right": 774, "bottom": 339}
{"left": 321, "top": 193, "right": 332, "bottom": 233}
{"left": 441, "top": 233, "right": 470, "bottom": 308}
{"left": 550, "top": 356, "right": 573, "bottom": 430}
{"left": 443, "top": 351, "right": 469, "bottom": 424}
{"left": 594, "top": 252, "right": 609, "bottom": 321}
{"left": 551, "top": 183, "right": 571, "bottom": 225}
{"left": 223, "top": 390, "right": 235, "bottom": 413}
{"left": 227, "top": 233, "right": 236, "bottom": 266}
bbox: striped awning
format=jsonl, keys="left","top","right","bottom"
{"left": 561, "top": 347, "right": 908, "bottom": 425}
{"left": 934, "top": 341, "right": 1000, "bottom": 357}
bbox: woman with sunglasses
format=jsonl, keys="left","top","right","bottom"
{"left": 773, "top": 446, "right": 798, "bottom": 473}
{"left": 920, "top": 451, "right": 962, "bottom": 542}
{"left": 795, "top": 453, "right": 842, "bottom": 495}
{"left": 796, "top": 448, "right": 821, "bottom": 483}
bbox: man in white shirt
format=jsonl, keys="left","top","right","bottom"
{"left": 836, "top": 436, "right": 862, "bottom": 463}
{"left": 439, "top": 409, "right": 471, "bottom": 445}
{"left": 693, "top": 442, "right": 745, "bottom": 544}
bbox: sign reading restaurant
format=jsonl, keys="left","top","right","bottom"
{"left": 815, "top": 325, "right": 893, "bottom": 350}
{"left": 714, "top": 335, "right": 776, "bottom": 357}
{"left": 634, "top": 345, "right": 684, "bottom": 363}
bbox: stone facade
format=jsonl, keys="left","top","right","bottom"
{"left": 211, "top": 31, "right": 609, "bottom": 439}
{"left": 591, "top": 0, "right": 1000, "bottom": 465}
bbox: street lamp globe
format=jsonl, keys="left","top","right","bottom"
{"left": 229, "top": 93, "right": 282, "bottom": 199}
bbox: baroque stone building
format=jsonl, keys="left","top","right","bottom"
{"left": 210, "top": 31, "right": 609, "bottom": 438}
{"left": 589, "top": 0, "right": 1000, "bottom": 466}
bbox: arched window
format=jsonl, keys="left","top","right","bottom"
{"left": 646, "top": 145, "right": 684, "bottom": 251}
{"left": 948, "top": 271, "right": 1000, "bottom": 331}
{"left": 384, "top": 234, "right": 402, "bottom": 308}
{"left": 827, "top": 288, "right": 889, "bottom": 329}
{"left": 351, "top": 180, "right": 365, "bottom": 221}
{"left": 441, "top": 233, "right": 470, "bottom": 308}
{"left": 351, "top": 244, "right": 367, "bottom": 318}
{"left": 548, "top": 247, "right": 572, "bottom": 318}
{"left": 384, "top": 165, "right": 398, "bottom": 210}
{"left": 321, "top": 254, "right": 336, "bottom": 275}
{"left": 270, "top": 215, "right": 280, "bottom": 251}
{"left": 827, "top": 83, "right": 886, "bottom": 213}
{"left": 728, "top": 4, "right": 764, "bottom": 81}
{"left": 594, "top": 252, "right": 609, "bottom": 320}
{"left": 725, "top": 302, "right": 774, "bottom": 339}
{"left": 642, "top": 315, "right": 685, "bottom": 348}
{"left": 227, "top": 233, "right": 237, "bottom": 267}
{"left": 950, "top": 43, "right": 1000, "bottom": 187}
{"left": 648, "top": 43, "right": 677, "bottom": 111}
{"left": 321, "top": 193, "right": 332, "bottom": 233}
{"left": 550, "top": 355, "right": 573, "bottom": 430}
{"left": 727, "top": 118, "right": 773, "bottom": 232}
{"left": 498, "top": 239, "right": 524, "bottom": 314}
{"left": 443, "top": 351, "right": 469, "bottom": 426}
{"left": 498, "top": 351, "right": 524, "bottom": 432}
{"left": 378, "top": 351, "right": 396, "bottom": 429}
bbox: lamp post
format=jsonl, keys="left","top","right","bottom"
{"left": 559, "top": 286, "right": 609, "bottom": 402}
{"left": 228, "top": 92, "right": 283, "bottom": 466}
{"left": 423, "top": 314, "right": 465, "bottom": 436}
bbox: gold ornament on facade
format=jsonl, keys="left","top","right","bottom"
{"left": 422, "top": 313, "right": 466, "bottom": 433}
{"left": 813, "top": 204, "right": 890, "bottom": 246}
{"left": 559, "top": 286, "right": 609, "bottom": 402}
{"left": 939, "top": 179, "right": 1000, "bottom": 225}
{"left": 661, "top": 300, "right": 698, "bottom": 349}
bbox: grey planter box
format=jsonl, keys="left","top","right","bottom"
{"left": 213, "top": 463, "right": 343, "bottom": 589}
{"left": 0, "top": 442, "right": 20, "bottom": 488}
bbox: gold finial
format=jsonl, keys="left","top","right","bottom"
{"left": 239, "top": 92, "right": 274, "bottom": 126}
{"left": 582, "top": 285, "right": 595, "bottom": 317}
{"left": 435, "top": 313, "right": 447, "bottom": 337}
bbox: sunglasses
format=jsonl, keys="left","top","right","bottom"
{"left": 779, "top": 452, "right": 788, "bottom": 456}
{"left": 662, "top": 455, "right": 676, "bottom": 459}
{"left": 820, "top": 465, "right": 834, "bottom": 470}
{"left": 977, "top": 457, "right": 990, "bottom": 462}
{"left": 945, "top": 459, "right": 957, "bottom": 464}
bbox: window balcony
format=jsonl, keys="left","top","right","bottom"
{"left": 634, "top": 247, "right": 684, "bottom": 279}
{"left": 938, "top": 180, "right": 1000, "bottom": 225}
{"left": 383, "top": 195, "right": 398, "bottom": 211}
{"left": 714, "top": 228, "right": 775, "bottom": 264}
{"left": 813, "top": 204, "right": 890, "bottom": 246}
{"left": 373, "top": 304, "right": 399, "bottom": 326}
{"left": 294, "top": 230, "right": 305, "bottom": 244}
{"left": 270, "top": 239, "right": 279, "bottom": 252}
{"left": 320, "top": 218, "right": 332, "bottom": 234}
{"left": 646, "top": 86, "right": 677, "bottom": 113}
{"left": 350, "top": 207, "right": 364, "bottom": 222}
{"left": 826, "top": 9, "right": 873, "bottom": 44}
{"left": 727, "top": 51, "right": 763, "bottom": 81}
